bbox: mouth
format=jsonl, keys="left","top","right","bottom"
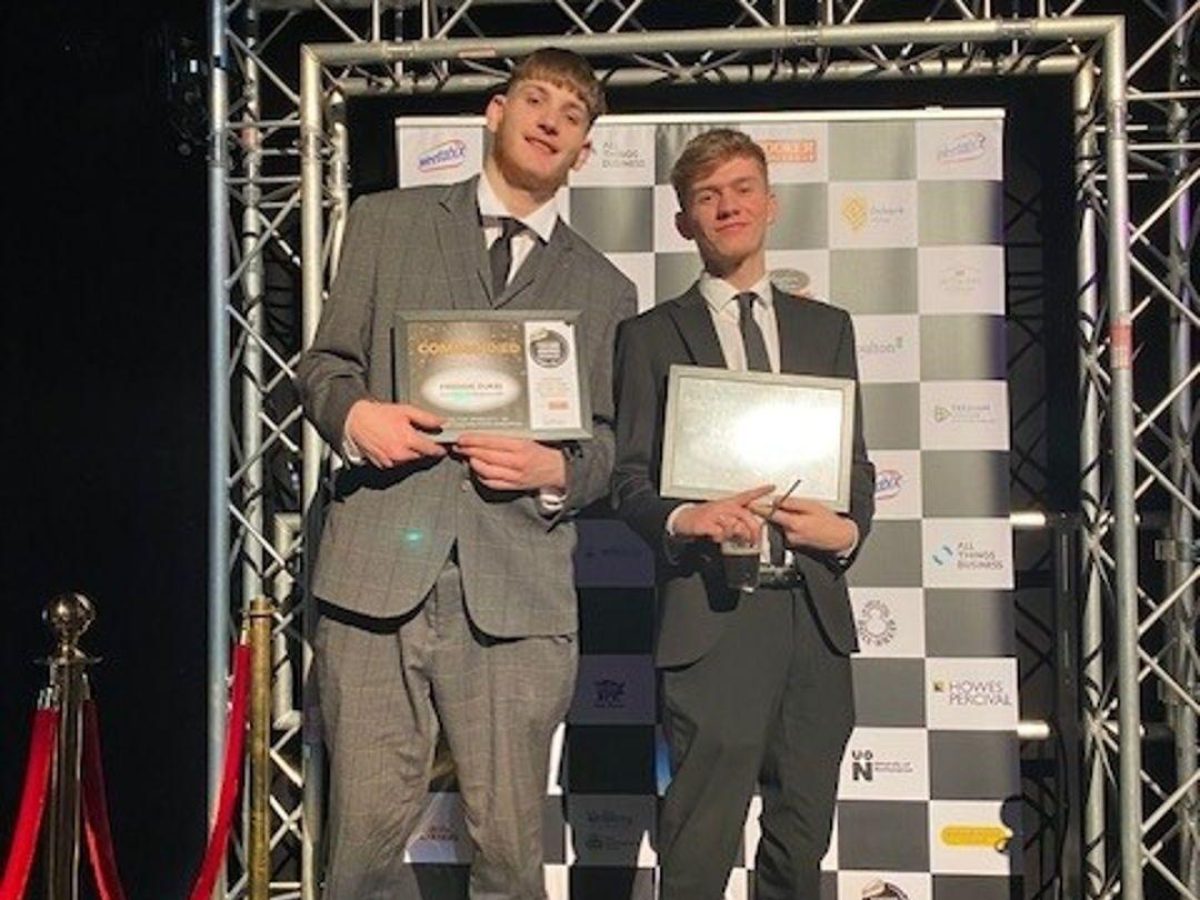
{"left": 524, "top": 135, "right": 559, "bottom": 157}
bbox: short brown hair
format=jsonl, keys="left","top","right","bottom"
{"left": 506, "top": 47, "right": 606, "bottom": 123}
{"left": 670, "top": 128, "right": 768, "bottom": 206}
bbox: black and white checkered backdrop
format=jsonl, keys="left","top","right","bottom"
{"left": 385, "top": 111, "right": 1018, "bottom": 900}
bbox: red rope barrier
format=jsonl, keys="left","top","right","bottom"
{"left": 81, "top": 699, "right": 126, "bottom": 900}
{"left": 0, "top": 707, "right": 60, "bottom": 900}
{"left": 188, "top": 642, "right": 252, "bottom": 900}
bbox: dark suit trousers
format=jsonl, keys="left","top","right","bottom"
{"left": 658, "top": 585, "right": 854, "bottom": 900}
{"left": 316, "top": 558, "right": 577, "bottom": 900}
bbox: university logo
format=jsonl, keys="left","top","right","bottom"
{"left": 841, "top": 195, "right": 869, "bottom": 232}
{"left": 593, "top": 678, "right": 627, "bottom": 709}
{"left": 938, "top": 262, "right": 982, "bottom": 295}
{"left": 759, "top": 138, "right": 818, "bottom": 164}
{"left": 936, "top": 130, "right": 988, "bottom": 164}
{"left": 417, "top": 139, "right": 467, "bottom": 173}
{"left": 857, "top": 599, "right": 898, "bottom": 648}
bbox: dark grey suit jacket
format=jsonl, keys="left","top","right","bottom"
{"left": 612, "top": 284, "right": 875, "bottom": 667}
{"left": 296, "top": 177, "right": 637, "bottom": 638}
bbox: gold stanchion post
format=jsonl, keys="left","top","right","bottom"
{"left": 43, "top": 592, "right": 97, "bottom": 900}
{"left": 247, "top": 597, "right": 274, "bottom": 899}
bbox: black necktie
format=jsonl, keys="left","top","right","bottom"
{"left": 489, "top": 217, "right": 522, "bottom": 297}
{"left": 736, "top": 292, "right": 772, "bottom": 373}
{"left": 736, "top": 291, "right": 785, "bottom": 564}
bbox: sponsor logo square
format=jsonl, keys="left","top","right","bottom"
{"left": 870, "top": 450, "right": 922, "bottom": 520}
{"left": 740, "top": 120, "right": 830, "bottom": 183}
{"left": 851, "top": 588, "right": 925, "bottom": 658}
{"left": 404, "top": 791, "right": 473, "bottom": 863}
{"left": 917, "top": 246, "right": 1004, "bottom": 315}
{"left": 767, "top": 249, "right": 831, "bottom": 300}
{"left": 854, "top": 315, "right": 921, "bottom": 384}
{"left": 566, "top": 794, "right": 656, "bottom": 867}
{"left": 571, "top": 123, "right": 656, "bottom": 187}
{"left": 575, "top": 520, "right": 655, "bottom": 589}
{"left": 838, "top": 727, "right": 929, "bottom": 801}
{"left": 829, "top": 182, "right": 919, "bottom": 250}
{"left": 926, "top": 657, "right": 1018, "bottom": 731}
{"left": 916, "top": 118, "right": 1004, "bottom": 182}
{"left": 928, "top": 799, "right": 1022, "bottom": 875}
{"left": 397, "top": 124, "right": 484, "bottom": 187}
{"left": 569, "top": 654, "right": 656, "bottom": 725}
{"left": 922, "top": 518, "right": 1013, "bottom": 590}
{"left": 920, "top": 381, "right": 1010, "bottom": 451}
{"left": 838, "top": 871, "right": 932, "bottom": 900}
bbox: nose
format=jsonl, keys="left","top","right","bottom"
{"left": 536, "top": 106, "right": 561, "bottom": 135}
{"left": 715, "top": 189, "right": 738, "bottom": 217}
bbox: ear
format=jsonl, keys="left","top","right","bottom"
{"left": 570, "top": 138, "right": 593, "bottom": 172}
{"left": 674, "top": 208, "right": 694, "bottom": 242}
{"left": 766, "top": 188, "right": 778, "bottom": 226}
{"left": 484, "top": 94, "right": 506, "bottom": 133}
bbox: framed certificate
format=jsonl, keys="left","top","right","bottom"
{"left": 392, "top": 310, "right": 592, "bottom": 442}
{"left": 660, "top": 365, "right": 855, "bottom": 512}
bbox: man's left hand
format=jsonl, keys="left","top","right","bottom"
{"left": 454, "top": 434, "right": 567, "bottom": 492}
{"left": 752, "top": 497, "right": 857, "bottom": 555}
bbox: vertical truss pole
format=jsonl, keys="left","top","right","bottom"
{"left": 1075, "top": 61, "right": 1107, "bottom": 900}
{"left": 1103, "top": 21, "right": 1145, "bottom": 900}
{"left": 241, "top": 2, "right": 266, "bottom": 649}
{"left": 1167, "top": 0, "right": 1198, "bottom": 890}
{"left": 299, "top": 43, "right": 325, "bottom": 900}
{"left": 207, "top": 4, "right": 232, "bottom": 894}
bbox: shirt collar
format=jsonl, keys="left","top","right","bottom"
{"left": 477, "top": 172, "right": 559, "bottom": 243}
{"left": 698, "top": 270, "right": 774, "bottom": 317}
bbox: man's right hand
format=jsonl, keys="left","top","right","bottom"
{"left": 343, "top": 400, "right": 446, "bottom": 467}
{"left": 671, "top": 484, "right": 774, "bottom": 544}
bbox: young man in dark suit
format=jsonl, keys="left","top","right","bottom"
{"left": 297, "top": 48, "right": 637, "bottom": 899}
{"left": 612, "top": 128, "right": 875, "bottom": 899}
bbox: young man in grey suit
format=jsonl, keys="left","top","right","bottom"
{"left": 612, "top": 128, "right": 875, "bottom": 899}
{"left": 296, "top": 48, "right": 637, "bottom": 899}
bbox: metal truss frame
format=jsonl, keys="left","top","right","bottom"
{"left": 207, "top": 2, "right": 1198, "bottom": 897}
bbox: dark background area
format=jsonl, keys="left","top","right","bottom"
{"left": 0, "top": 3, "right": 1087, "bottom": 897}
{"left": 1, "top": 2, "right": 210, "bottom": 897}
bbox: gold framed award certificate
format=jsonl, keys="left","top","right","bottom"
{"left": 391, "top": 310, "right": 592, "bottom": 442}
{"left": 660, "top": 365, "right": 855, "bottom": 512}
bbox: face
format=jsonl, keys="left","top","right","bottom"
{"left": 485, "top": 78, "right": 593, "bottom": 195}
{"left": 675, "top": 154, "right": 776, "bottom": 275}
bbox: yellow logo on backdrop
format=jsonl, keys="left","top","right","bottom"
{"left": 841, "top": 195, "right": 868, "bottom": 232}
{"left": 940, "top": 823, "right": 1012, "bottom": 852}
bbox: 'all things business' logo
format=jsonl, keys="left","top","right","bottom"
{"left": 932, "top": 539, "right": 1002, "bottom": 572}
{"left": 418, "top": 139, "right": 467, "bottom": 173}
{"left": 598, "top": 139, "right": 648, "bottom": 171}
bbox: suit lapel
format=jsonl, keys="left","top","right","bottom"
{"left": 666, "top": 285, "right": 727, "bottom": 368}
{"left": 774, "top": 286, "right": 821, "bottom": 375}
{"left": 434, "top": 177, "right": 492, "bottom": 309}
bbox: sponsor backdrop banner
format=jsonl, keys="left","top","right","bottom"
{"left": 391, "top": 111, "right": 1017, "bottom": 900}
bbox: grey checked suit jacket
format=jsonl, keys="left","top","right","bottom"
{"left": 296, "top": 177, "right": 637, "bottom": 638}
{"left": 612, "top": 284, "right": 875, "bottom": 667}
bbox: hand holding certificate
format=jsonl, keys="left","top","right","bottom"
{"left": 392, "top": 310, "right": 592, "bottom": 442}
